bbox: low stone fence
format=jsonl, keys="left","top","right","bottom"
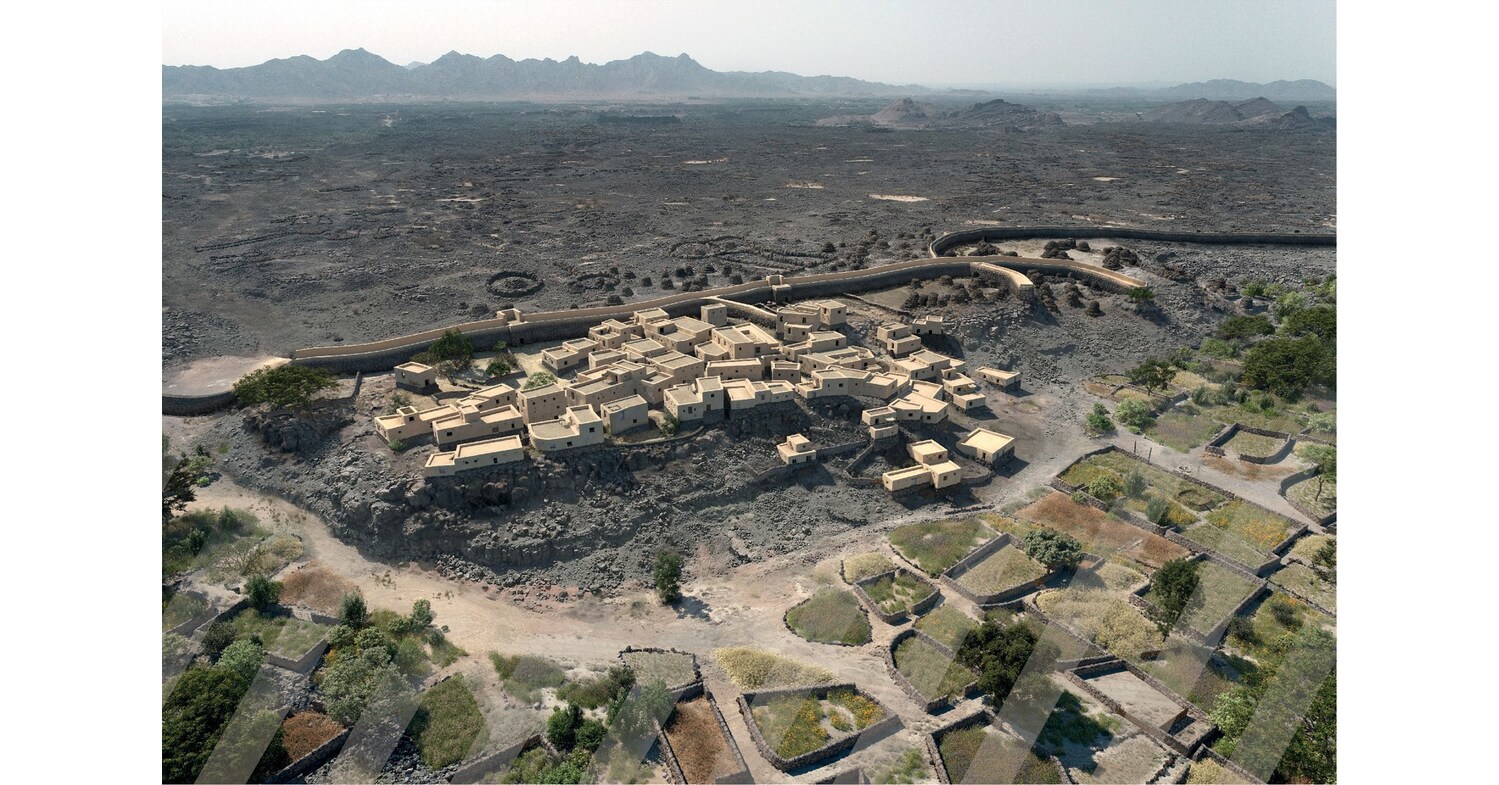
{"left": 883, "top": 629, "right": 979, "bottom": 714}
{"left": 940, "top": 533, "right": 1053, "bottom": 606}
{"left": 1278, "top": 467, "right": 1337, "bottom": 527}
{"left": 736, "top": 684, "right": 902, "bottom": 772}
{"left": 164, "top": 589, "right": 225, "bottom": 637}
{"left": 657, "top": 688, "right": 752, "bottom": 785}
{"left": 163, "top": 390, "right": 238, "bottom": 416}
{"left": 448, "top": 734, "right": 545, "bottom": 784}
{"left": 267, "top": 639, "right": 330, "bottom": 675}
{"left": 851, "top": 568, "right": 941, "bottom": 625}
{"left": 266, "top": 727, "right": 351, "bottom": 784}
{"left": 1065, "top": 659, "right": 1213, "bottom": 757}
{"left": 618, "top": 646, "right": 703, "bottom": 694}
{"left": 1191, "top": 744, "right": 1266, "bottom": 784}
{"left": 924, "top": 708, "right": 1070, "bottom": 785}
{"left": 1208, "top": 424, "right": 1294, "bottom": 464}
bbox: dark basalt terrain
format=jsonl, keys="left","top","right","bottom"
{"left": 163, "top": 99, "right": 1334, "bottom": 369}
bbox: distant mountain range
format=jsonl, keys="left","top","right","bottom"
{"left": 818, "top": 98, "right": 1064, "bottom": 131}
{"left": 1140, "top": 98, "right": 1334, "bottom": 129}
{"left": 162, "top": 49, "right": 932, "bottom": 101}
{"left": 1091, "top": 78, "right": 1335, "bottom": 103}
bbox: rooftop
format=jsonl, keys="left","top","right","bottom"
{"left": 961, "top": 427, "right": 1016, "bottom": 454}
{"left": 453, "top": 435, "right": 523, "bottom": 459}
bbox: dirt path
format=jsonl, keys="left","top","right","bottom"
{"left": 188, "top": 477, "right": 981, "bottom": 781}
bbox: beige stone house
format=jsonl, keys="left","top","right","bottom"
{"left": 876, "top": 323, "right": 923, "bottom": 357}
{"left": 518, "top": 381, "right": 570, "bottom": 424}
{"left": 432, "top": 404, "right": 524, "bottom": 448}
{"left": 862, "top": 406, "right": 898, "bottom": 440}
{"left": 912, "top": 315, "right": 945, "bottom": 335}
{"left": 567, "top": 361, "right": 648, "bottom": 409}
{"left": 422, "top": 434, "right": 525, "bottom": 477}
{"left": 710, "top": 323, "right": 781, "bottom": 361}
{"left": 600, "top": 394, "right": 650, "bottom": 436}
{"left": 941, "top": 370, "right": 987, "bottom": 411}
{"left": 394, "top": 361, "right": 438, "bottom": 391}
{"left": 957, "top": 427, "right": 1016, "bottom": 465}
{"left": 976, "top": 366, "right": 1022, "bottom": 391}
{"left": 722, "top": 378, "right": 796, "bottom": 410}
{"left": 777, "top": 433, "right": 817, "bottom": 465}
{"left": 541, "top": 338, "right": 599, "bottom": 373}
{"left": 528, "top": 405, "right": 605, "bottom": 452}
{"left": 663, "top": 376, "right": 725, "bottom": 422}
{"left": 705, "top": 358, "right": 765, "bottom": 381}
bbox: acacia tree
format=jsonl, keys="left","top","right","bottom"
{"left": 232, "top": 365, "right": 336, "bottom": 409}
{"left": 1147, "top": 558, "right": 1200, "bottom": 635}
{"left": 653, "top": 551, "right": 683, "bottom": 604}
{"left": 1023, "top": 529, "right": 1082, "bottom": 569}
{"left": 1126, "top": 358, "right": 1176, "bottom": 393}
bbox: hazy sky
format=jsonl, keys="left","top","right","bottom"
{"left": 162, "top": 0, "right": 1335, "bottom": 87}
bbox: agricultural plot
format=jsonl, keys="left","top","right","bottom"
{"left": 621, "top": 649, "right": 698, "bottom": 689}
{"left": 1041, "top": 690, "right": 1165, "bottom": 785}
{"left": 891, "top": 635, "right": 977, "bottom": 702}
{"left": 1183, "top": 500, "right": 1297, "bottom": 565}
{"left": 842, "top": 551, "right": 896, "bottom": 583}
{"left": 860, "top": 569, "right": 936, "bottom": 617}
{"left": 1016, "top": 493, "right": 1188, "bottom": 570}
{"left": 1036, "top": 589, "right": 1164, "bottom": 659}
{"left": 1136, "top": 643, "right": 1242, "bottom": 714}
{"left": 224, "top": 609, "right": 329, "bottom": 660}
{"left": 888, "top": 517, "right": 996, "bottom": 576}
{"left": 1186, "top": 758, "right": 1253, "bottom": 784}
{"left": 1270, "top": 563, "right": 1337, "bottom": 612}
{"left": 1145, "top": 410, "right": 1223, "bottom": 452}
{"left": 1223, "top": 430, "right": 1286, "bottom": 460}
{"left": 1075, "top": 560, "right": 1148, "bottom": 593}
{"left": 914, "top": 606, "right": 979, "bottom": 650}
{"left": 279, "top": 711, "right": 344, "bottom": 763}
{"left": 409, "top": 675, "right": 485, "bottom": 769}
{"left": 1118, "top": 493, "right": 1197, "bottom": 528}
{"left": 712, "top": 648, "right": 834, "bottom": 690}
{"left": 937, "top": 724, "right": 1061, "bottom": 785}
{"left": 1228, "top": 593, "right": 1335, "bottom": 666}
{"left": 748, "top": 688, "right": 886, "bottom": 760}
{"left": 1061, "top": 451, "right": 1226, "bottom": 511}
{"left": 1286, "top": 475, "right": 1336, "bottom": 519}
{"left": 1144, "top": 560, "right": 1259, "bottom": 636}
{"left": 1289, "top": 534, "right": 1335, "bottom": 564}
{"left": 952, "top": 544, "right": 1048, "bottom": 596}
{"left": 786, "top": 588, "right": 872, "bottom": 645}
{"left": 664, "top": 695, "right": 742, "bottom": 784}
{"left": 162, "top": 591, "right": 208, "bottom": 632}
{"left": 489, "top": 653, "right": 567, "bottom": 701}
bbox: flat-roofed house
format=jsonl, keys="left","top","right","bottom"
{"left": 621, "top": 337, "right": 669, "bottom": 362}
{"left": 518, "top": 382, "right": 569, "bottom": 424}
{"left": 769, "top": 361, "right": 801, "bottom": 382}
{"left": 705, "top": 358, "right": 764, "bottom": 381}
{"left": 600, "top": 395, "right": 650, "bottom": 436}
{"left": 912, "top": 315, "right": 945, "bottom": 335}
{"left": 663, "top": 377, "right": 724, "bottom": 422}
{"left": 722, "top": 378, "right": 796, "bottom": 410}
{"left": 646, "top": 315, "right": 716, "bottom": 354}
{"left": 976, "top": 366, "right": 1022, "bottom": 391}
{"left": 394, "top": 362, "right": 438, "bottom": 391}
{"left": 528, "top": 405, "right": 605, "bottom": 452}
{"left": 587, "top": 349, "right": 627, "bottom": 369}
{"left": 693, "top": 340, "right": 731, "bottom": 363}
{"left": 810, "top": 299, "right": 847, "bottom": 327}
{"left": 782, "top": 331, "right": 848, "bottom": 361}
{"left": 422, "top": 435, "right": 525, "bottom": 477}
{"left": 890, "top": 388, "right": 949, "bottom": 424}
{"left": 700, "top": 303, "right": 728, "bottom": 327}
{"left": 876, "top": 323, "right": 922, "bottom": 357}
{"left": 958, "top": 427, "right": 1016, "bottom": 465}
{"left": 777, "top": 433, "right": 817, "bottom": 465}
{"left": 647, "top": 351, "right": 705, "bottom": 384}
{"left": 882, "top": 465, "right": 931, "bottom": 493}
{"left": 908, "top": 440, "right": 949, "bottom": 466}
{"left": 566, "top": 361, "right": 648, "bottom": 409}
{"left": 710, "top": 324, "right": 780, "bottom": 361}
{"left": 541, "top": 338, "right": 599, "bottom": 373}
{"left": 776, "top": 304, "right": 819, "bottom": 340}
{"left": 376, "top": 403, "right": 457, "bottom": 443}
{"left": 588, "top": 320, "right": 640, "bottom": 350}
{"left": 632, "top": 307, "right": 670, "bottom": 327}
{"left": 927, "top": 460, "right": 962, "bottom": 489}
{"left": 941, "top": 371, "right": 987, "bottom": 411}
{"left": 432, "top": 405, "right": 524, "bottom": 448}
{"left": 464, "top": 382, "right": 517, "bottom": 412}
{"left": 862, "top": 406, "right": 898, "bottom": 440}
{"left": 799, "top": 346, "right": 876, "bottom": 374}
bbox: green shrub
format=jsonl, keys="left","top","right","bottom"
{"left": 1085, "top": 403, "right": 1114, "bottom": 435}
{"left": 1023, "top": 529, "right": 1082, "bottom": 569}
{"left": 232, "top": 365, "right": 337, "bottom": 409}
{"left": 522, "top": 371, "right": 557, "bottom": 391}
{"left": 653, "top": 551, "right": 683, "bottom": 603}
{"left": 1115, "top": 399, "right": 1153, "bottom": 431}
{"left": 429, "top": 329, "right": 474, "bottom": 365}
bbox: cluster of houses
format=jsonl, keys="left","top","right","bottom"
{"left": 375, "top": 300, "right": 1020, "bottom": 485}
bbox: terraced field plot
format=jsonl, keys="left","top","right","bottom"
{"left": 749, "top": 688, "right": 886, "bottom": 760}
{"left": 621, "top": 649, "right": 697, "bottom": 688}
{"left": 938, "top": 725, "right": 1061, "bottom": 784}
{"left": 914, "top": 606, "right": 979, "bottom": 649}
{"left": 1144, "top": 560, "right": 1259, "bottom": 636}
{"left": 1270, "top": 563, "right": 1336, "bottom": 612}
{"left": 1016, "top": 493, "right": 1188, "bottom": 570}
{"left": 1286, "top": 475, "right": 1336, "bottom": 519}
{"left": 889, "top": 517, "right": 996, "bottom": 576}
{"left": 786, "top": 588, "right": 871, "bottom": 645}
{"left": 664, "top": 695, "right": 742, "bottom": 783}
{"left": 1145, "top": 410, "right": 1223, "bottom": 451}
{"left": 892, "top": 635, "right": 976, "bottom": 702}
{"left": 1061, "top": 451, "right": 1226, "bottom": 511}
{"left": 1036, "top": 588, "right": 1164, "bottom": 659}
{"left": 1223, "top": 429, "right": 1285, "bottom": 460}
{"left": 952, "top": 545, "right": 1048, "bottom": 595}
{"left": 1183, "top": 500, "right": 1297, "bottom": 565}
{"left": 860, "top": 569, "right": 936, "bottom": 617}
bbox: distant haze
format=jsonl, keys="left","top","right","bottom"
{"left": 162, "top": 0, "right": 1335, "bottom": 88}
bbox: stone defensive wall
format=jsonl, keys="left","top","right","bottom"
{"left": 284, "top": 253, "right": 1110, "bottom": 374}
{"left": 927, "top": 226, "right": 1336, "bottom": 256}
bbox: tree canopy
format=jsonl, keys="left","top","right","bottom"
{"left": 653, "top": 551, "right": 683, "bottom": 604}
{"left": 1146, "top": 558, "right": 1200, "bottom": 635}
{"left": 1023, "top": 529, "right": 1082, "bottom": 570}
{"left": 162, "top": 666, "right": 251, "bottom": 783}
{"left": 428, "top": 329, "right": 475, "bottom": 365}
{"left": 232, "top": 365, "right": 336, "bottom": 409}
{"left": 1241, "top": 336, "right": 1335, "bottom": 397}
{"left": 1126, "top": 358, "right": 1176, "bottom": 393}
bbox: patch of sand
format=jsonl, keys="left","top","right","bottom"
{"left": 163, "top": 354, "right": 286, "bottom": 396}
{"left": 785, "top": 180, "right": 825, "bottom": 189}
{"left": 868, "top": 194, "right": 929, "bottom": 203}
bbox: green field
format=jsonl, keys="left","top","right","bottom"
{"left": 861, "top": 570, "right": 936, "bottom": 616}
{"left": 1036, "top": 589, "right": 1163, "bottom": 659}
{"left": 786, "top": 588, "right": 872, "bottom": 645}
{"left": 938, "top": 726, "right": 1061, "bottom": 785}
{"left": 750, "top": 689, "right": 885, "bottom": 759}
{"left": 620, "top": 649, "right": 697, "bottom": 688}
{"left": 893, "top": 635, "right": 976, "bottom": 701}
{"left": 410, "top": 675, "right": 485, "bottom": 769}
{"left": 1203, "top": 500, "right": 1297, "bottom": 551}
{"left": 1229, "top": 592, "right": 1335, "bottom": 665}
{"left": 1145, "top": 410, "right": 1223, "bottom": 451}
{"left": 224, "top": 609, "right": 329, "bottom": 659}
{"left": 1270, "top": 563, "right": 1337, "bottom": 612}
{"left": 953, "top": 546, "right": 1048, "bottom": 595}
{"left": 914, "top": 606, "right": 979, "bottom": 649}
{"left": 712, "top": 648, "right": 834, "bottom": 690}
{"left": 1286, "top": 475, "right": 1337, "bottom": 519}
{"left": 1145, "top": 560, "right": 1259, "bottom": 635}
{"left": 888, "top": 517, "right": 996, "bottom": 576}
{"left": 1061, "top": 452, "right": 1226, "bottom": 511}
{"left": 1224, "top": 430, "right": 1286, "bottom": 459}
